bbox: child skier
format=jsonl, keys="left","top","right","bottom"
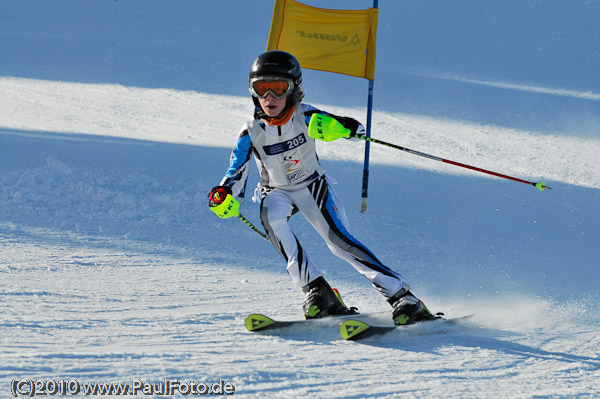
{"left": 209, "top": 50, "right": 434, "bottom": 325}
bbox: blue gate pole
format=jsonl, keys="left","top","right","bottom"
{"left": 361, "top": 0, "right": 378, "bottom": 213}
{"left": 361, "top": 80, "right": 374, "bottom": 213}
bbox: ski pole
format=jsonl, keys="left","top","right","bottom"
{"left": 209, "top": 187, "right": 270, "bottom": 240}
{"left": 237, "top": 214, "right": 269, "bottom": 240}
{"left": 350, "top": 134, "right": 551, "bottom": 191}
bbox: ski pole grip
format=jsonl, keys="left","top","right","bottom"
{"left": 209, "top": 187, "right": 240, "bottom": 219}
{"left": 308, "top": 114, "right": 351, "bottom": 142}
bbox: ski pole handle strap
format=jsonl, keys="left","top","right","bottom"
{"left": 209, "top": 186, "right": 240, "bottom": 219}
{"left": 308, "top": 114, "right": 351, "bottom": 142}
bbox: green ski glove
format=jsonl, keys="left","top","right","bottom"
{"left": 308, "top": 114, "right": 352, "bottom": 142}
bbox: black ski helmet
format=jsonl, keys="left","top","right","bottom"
{"left": 249, "top": 50, "right": 304, "bottom": 113}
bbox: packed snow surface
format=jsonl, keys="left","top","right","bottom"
{"left": 1, "top": 1, "right": 599, "bottom": 398}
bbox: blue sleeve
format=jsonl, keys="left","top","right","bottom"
{"left": 220, "top": 129, "right": 252, "bottom": 198}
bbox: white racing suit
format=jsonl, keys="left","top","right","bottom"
{"left": 220, "top": 103, "right": 407, "bottom": 300}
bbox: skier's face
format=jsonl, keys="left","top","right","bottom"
{"left": 258, "top": 94, "right": 286, "bottom": 117}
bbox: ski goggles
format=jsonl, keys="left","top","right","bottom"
{"left": 249, "top": 77, "right": 294, "bottom": 99}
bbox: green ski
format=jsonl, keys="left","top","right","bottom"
{"left": 340, "top": 314, "right": 475, "bottom": 341}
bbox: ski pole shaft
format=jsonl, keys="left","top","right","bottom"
{"left": 352, "top": 134, "right": 551, "bottom": 191}
{"left": 237, "top": 214, "right": 269, "bottom": 240}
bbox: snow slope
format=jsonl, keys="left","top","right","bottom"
{"left": 1, "top": 1, "right": 599, "bottom": 398}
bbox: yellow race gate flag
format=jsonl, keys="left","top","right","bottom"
{"left": 267, "top": 0, "right": 378, "bottom": 80}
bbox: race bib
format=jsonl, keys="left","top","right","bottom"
{"left": 279, "top": 150, "right": 307, "bottom": 183}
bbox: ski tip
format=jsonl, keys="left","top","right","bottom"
{"left": 339, "top": 319, "right": 371, "bottom": 340}
{"left": 245, "top": 313, "right": 276, "bottom": 331}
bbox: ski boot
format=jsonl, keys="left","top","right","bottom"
{"left": 302, "top": 276, "right": 357, "bottom": 319}
{"left": 388, "top": 286, "right": 437, "bottom": 326}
